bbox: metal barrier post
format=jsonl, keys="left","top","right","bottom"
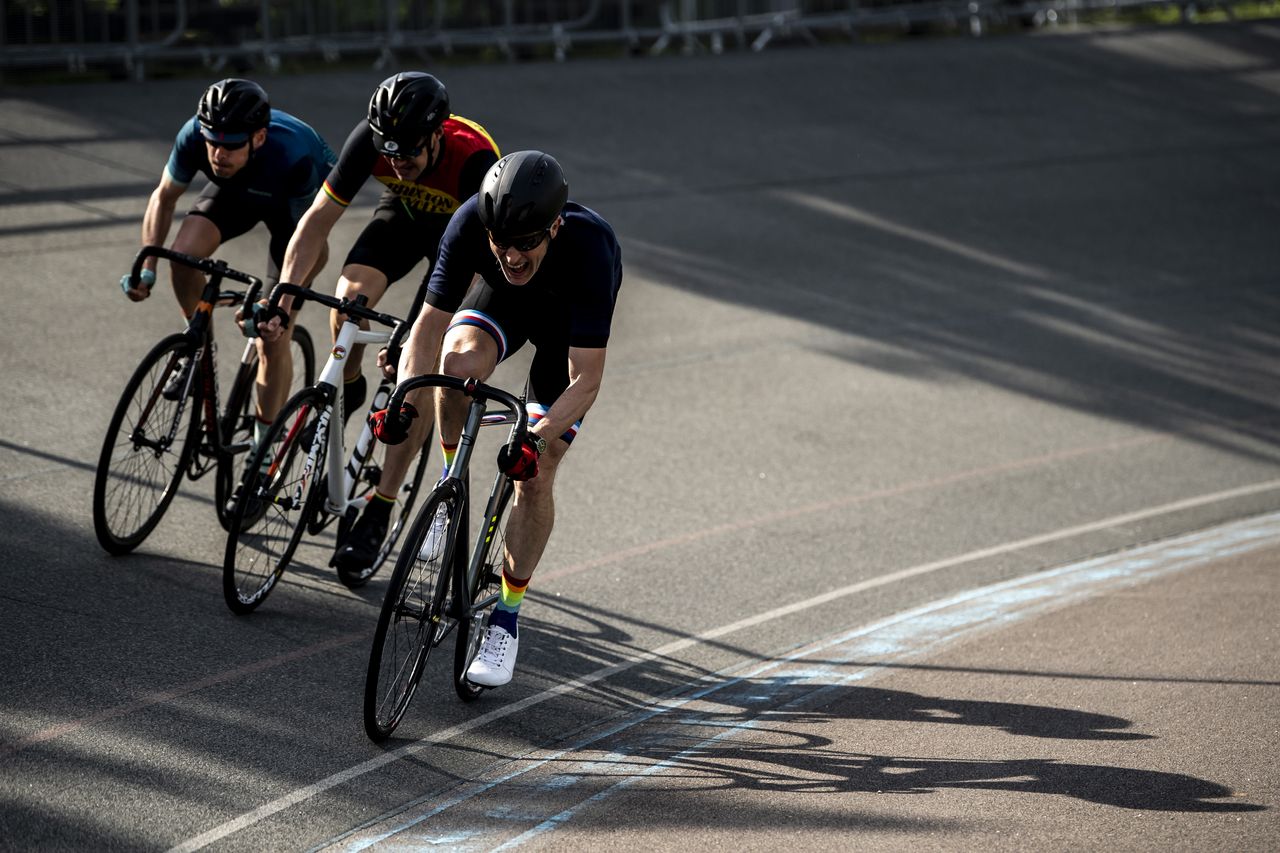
{"left": 126, "top": 0, "right": 141, "bottom": 79}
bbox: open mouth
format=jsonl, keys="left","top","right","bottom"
{"left": 502, "top": 257, "right": 532, "bottom": 281}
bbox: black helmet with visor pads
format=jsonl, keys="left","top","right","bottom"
{"left": 478, "top": 150, "right": 569, "bottom": 246}
{"left": 197, "top": 78, "right": 270, "bottom": 144}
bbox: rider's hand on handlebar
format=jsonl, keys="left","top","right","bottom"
{"left": 241, "top": 299, "right": 290, "bottom": 341}
{"left": 369, "top": 403, "right": 418, "bottom": 445}
{"left": 120, "top": 268, "right": 155, "bottom": 302}
{"left": 497, "top": 434, "right": 542, "bottom": 481}
{"left": 375, "top": 346, "right": 397, "bottom": 380}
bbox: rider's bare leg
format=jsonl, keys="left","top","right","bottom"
{"left": 168, "top": 215, "right": 221, "bottom": 318}
{"left": 256, "top": 242, "right": 330, "bottom": 423}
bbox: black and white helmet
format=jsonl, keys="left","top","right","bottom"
{"left": 367, "top": 72, "right": 450, "bottom": 157}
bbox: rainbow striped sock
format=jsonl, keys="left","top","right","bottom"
{"left": 441, "top": 440, "right": 458, "bottom": 479}
{"left": 490, "top": 567, "right": 528, "bottom": 637}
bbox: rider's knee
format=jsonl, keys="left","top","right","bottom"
{"left": 170, "top": 216, "right": 219, "bottom": 257}
{"left": 258, "top": 330, "right": 294, "bottom": 358}
{"left": 440, "top": 347, "right": 492, "bottom": 379}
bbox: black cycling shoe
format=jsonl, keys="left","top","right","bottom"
{"left": 332, "top": 501, "right": 388, "bottom": 574}
{"left": 227, "top": 471, "right": 270, "bottom": 529}
{"left": 162, "top": 356, "right": 192, "bottom": 402}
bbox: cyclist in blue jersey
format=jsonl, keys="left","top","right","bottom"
{"left": 120, "top": 78, "right": 336, "bottom": 444}
{"left": 370, "top": 150, "right": 624, "bottom": 688}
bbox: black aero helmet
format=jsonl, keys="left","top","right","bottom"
{"left": 367, "top": 72, "right": 450, "bottom": 156}
{"left": 197, "top": 78, "right": 270, "bottom": 142}
{"left": 478, "top": 151, "right": 569, "bottom": 241}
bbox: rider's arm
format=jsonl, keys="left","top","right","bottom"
{"left": 397, "top": 303, "right": 453, "bottom": 414}
{"left": 276, "top": 193, "right": 343, "bottom": 312}
{"left": 398, "top": 303, "right": 452, "bottom": 379}
{"left": 533, "top": 346, "right": 607, "bottom": 443}
{"left": 140, "top": 171, "right": 188, "bottom": 274}
{"left": 267, "top": 119, "right": 372, "bottom": 321}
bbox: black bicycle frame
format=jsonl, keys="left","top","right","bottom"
{"left": 388, "top": 373, "right": 529, "bottom": 633}
{"left": 128, "top": 245, "right": 264, "bottom": 473}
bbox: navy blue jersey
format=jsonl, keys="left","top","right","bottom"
{"left": 426, "top": 198, "right": 623, "bottom": 348}
{"left": 165, "top": 109, "right": 336, "bottom": 210}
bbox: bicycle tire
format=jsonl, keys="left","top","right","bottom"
{"left": 454, "top": 477, "right": 515, "bottom": 703}
{"left": 363, "top": 485, "right": 463, "bottom": 742}
{"left": 92, "top": 334, "right": 202, "bottom": 555}
{"left": 215, "top": 325, "right": 317, "bottom": 531}
{"left": 222, "top": 385, "right": 331, "bottom": 614}
{"left": 336, "top": 424, "right": 435, "bottom": 589}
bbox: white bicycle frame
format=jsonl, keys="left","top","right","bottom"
{"left": 301, "top": 316, "right": 398, "bottom": 520}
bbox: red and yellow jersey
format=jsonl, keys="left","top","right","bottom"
{"left": 321, "top": 115, "right": 499, "bottom": 216}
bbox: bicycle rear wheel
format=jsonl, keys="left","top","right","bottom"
{"left": 93, "top": 334, "right": 201, "bottom": 555}
{"left": 454, "top": 476, "right": 515, "bottom": 702}
{"left": 223, "top": 386, "right": 331, "bottom": 614}
{"left": 336, "top": 422, "right": 435, "bottom": 589}
{"left": 215, "top": 326, "right": 316, "bottom": 532}
{"left": 363, "top": 485, "right": 463, "bottom": 742}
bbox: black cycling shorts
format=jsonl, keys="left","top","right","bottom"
{"left": 343, "top": 193, "right": 445, "bottom": 286}
{"left": 188, "top": 183, "right": 301, "bottom": 284}
{"left": 448, "top": 279, "right": 585, "bottom": 444}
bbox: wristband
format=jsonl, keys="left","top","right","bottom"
{"left": 121, "top": 267, "right": 156, "bottom": 295}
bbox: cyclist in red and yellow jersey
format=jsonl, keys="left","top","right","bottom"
{"left": 260, "top": 71, "right": 499, "bottom": 573}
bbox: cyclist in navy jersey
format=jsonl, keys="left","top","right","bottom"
{"left": 256, "top": 71, "right": 499, "bottom": 576}
{"left": 370, "top": 150, "right": 623, "bottom": 688}
{"left": 121, "top": 78, "right": 336, "bottom": 446}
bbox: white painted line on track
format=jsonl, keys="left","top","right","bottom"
{"left": 324, "top": 508, "right": 1280, "bottom": 851}
{"left": 0, "top": 631, "right": 364, "bottom": 761}
{"left": 167, "top": 480, "right": 1280, "bottom": 852}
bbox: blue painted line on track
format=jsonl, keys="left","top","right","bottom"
{"left": 422, "top": 511, "right": 1280, "bottom": 851}
{"left": 321, "top": 510, "right": 1280, "bottom": 852}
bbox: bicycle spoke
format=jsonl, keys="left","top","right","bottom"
{"left": 224, "top": 391, "right": 329, "bottom": 613}
{"left": 454, "top": 479, "right": 512, "bottom": 702}
{"left": 94, "top": 336, "right": 199, "bottom": 554}
{"left": 365, "top": 489, "right": 458, "bottom": 741}
{"left": 335, "top": 414, "right": 434, "bottom": 588}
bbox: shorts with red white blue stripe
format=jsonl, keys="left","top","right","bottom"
{"left": 446, "top": 307, "right": 582, "bottom": 444}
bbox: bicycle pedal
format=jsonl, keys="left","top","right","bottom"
{"left": 186, "top": 452, "right": 215, "bottom": 480}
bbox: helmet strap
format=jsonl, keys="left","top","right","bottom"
{"left": 247, "top": 126, "right": 266, "bottom": 160}
{"left": 422, "top": 130, "right": 445, "bottom": 175}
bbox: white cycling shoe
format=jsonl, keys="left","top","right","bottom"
{"left": 465, "top": 624, "right": 518, "bottom": 687}
{"left": 418, "top": 503, "right": 449, "bottom": 561}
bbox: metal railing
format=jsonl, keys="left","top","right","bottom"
{"left": 0, "top": 0, "right": 1250, "bottom": 78}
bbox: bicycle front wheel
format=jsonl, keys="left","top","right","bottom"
{"left": 93, "top": 334, "right": 201, "bottom": 555}
{"left": 363, "top": 485, "right": 462, "bottom": 742}
{"left": 223, "top": 386, "right": 331, "bottom": 614}
{"left": 215, "top": 325, "right": 316, "bottom": 532}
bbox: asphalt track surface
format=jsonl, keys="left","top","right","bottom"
{"left": 2, "top": 20, "right": 1279, "bottom": 852}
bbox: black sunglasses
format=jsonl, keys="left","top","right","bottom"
{"left": 380, "top": 139, "right": 427, "bottom": 160}
{"left": 489, "top": 230, "right": 549, "bottom": 253}
{"left": 207, "top": 139, "right": 249, "bottom": 151}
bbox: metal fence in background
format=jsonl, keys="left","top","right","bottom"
{"left": 0, "top": 0, "right": 1253, "bottom": 78}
